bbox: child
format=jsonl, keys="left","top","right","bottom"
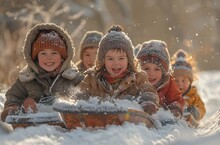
{"left": 137, "top": 40, "right": 184, "bottom": 118}
{"left": 79, "top": 25, "right": 159, "bottom": 116}
{"left": 76, "top": 31, "right": 103, "bottom": 72}
{"left": 172, "top": 49, "right": 206, "bottom": 126}
{"left": 1, "top": 23, "right": 84, "bottom": 121}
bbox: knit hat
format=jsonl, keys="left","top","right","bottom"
{"left": 172, "top": 49, "right": 193, "bottom": 83}
{"left": 80, "top": 31, "right": 103, "bottom": 59}
{"left": 31, "top": 31, "right": 67, "bottom": 60}
{"left": 137, "top": 40, "right": 170, "bottom": 75}
{"left": 97, "top": 25, "right": 134, "bottom": 69}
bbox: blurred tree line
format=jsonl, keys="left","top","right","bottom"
{"left": 0, "top": 0, "right": 219, "bottom": 88}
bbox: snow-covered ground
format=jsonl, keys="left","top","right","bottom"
{"left": 0, "top": 70, "right": 220, "bottom": 145}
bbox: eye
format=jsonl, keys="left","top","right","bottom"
{"left": 155, "top": 67, "right": 161, "bottom": 71}
{"left": 39, "top": 52, "right": 46, "bottom": 55}
{"left": 52, "top": 51, "right": 59, "bottom": 55}
{"left": 106, "top": 57, "right": 113, "bottom": 61}
{"left": 84, "top": 53, "right": 90, "bottom": 57}
{"left": 143, "top": 67, "right": 149, "bottom": 71}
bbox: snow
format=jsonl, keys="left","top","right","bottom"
{"left": 0, "top": 70, "right": 220, "bottom": 145}
{"left": 53, "top": 97, "right": 143, "bottom": 113}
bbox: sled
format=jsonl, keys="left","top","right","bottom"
{"left": 5, "top": 112, "right": 65, "bottom": 129}
{"left": 53, "top": 105, "right": 154, "bottom": 129}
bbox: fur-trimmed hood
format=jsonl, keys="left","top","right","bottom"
{"left": 22, "top": 23, "right": 75, "bottom": 74}
{"left": 19, "top": 62, "right": 79, "bottom": 82}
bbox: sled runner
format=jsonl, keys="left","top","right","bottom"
{"left": 53, "top": 99, "right": 154, "bottom": 129}
{"left": 5, "top": 112, "right": 65, "bottom": 129}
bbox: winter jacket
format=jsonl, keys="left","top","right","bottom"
{"left": 79, "top": 69, "right": 159, "bottom": 113}
{"left": 3, "top": 23, "right": 84, "bottom": 108}
{"left": 156, "top": 75, "right": 184, "bottom": 113}
{"left": 183, "top": 86, "right": 206, "bottom": 120}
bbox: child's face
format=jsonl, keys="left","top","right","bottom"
{"left": 104, "top": 49, "right": 128, "bottom": 77}
{"left": 141, "top": 63, "right": 162, "bottom": 86}
{"left": 82, "top": 47, "right": 97, "bottom": 69}
{"left": 174, "top": 75, "right": 190, "bottom": 94}
{"left": 38, "top": 49, "right": 62, "bottom": 72}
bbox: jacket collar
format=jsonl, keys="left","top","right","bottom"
{"left": 19, "top": 62, "right": 79, "bottom": 82}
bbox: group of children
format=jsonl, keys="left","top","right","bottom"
{"left": 0, "top": 23, "right": 206, "bottom": 128}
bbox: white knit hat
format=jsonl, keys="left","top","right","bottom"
{"left": 172, "top": 49, "right": 193, "bottom": 83}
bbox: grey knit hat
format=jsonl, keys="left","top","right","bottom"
{"left": 97, "top": 25, "right": 134, "bottom": 69}
{"left": 137, "top": 40, "right": 170, "bottom": 75}
{"left": 80, "top": 31, "right": 103, "bottom": 59}
{"left": 172, "top": 49, "right": 193, "bottom": 83}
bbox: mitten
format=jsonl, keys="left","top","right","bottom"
{"left": 22, "top": 98, "right": 37, "bottom": 113}
{"left": 168, "top": 105, "right": 182, "bottom": 119}
{"left": 170, "top": 108, "right": 182, "bottom": 119}
{"left": 1, "top": 104, "right": 20, "bottom": 122}
{"left": 141, "top": 101, "right": 159, "bottom": 115}
{"left": 187, "top": 106, "right": 200, "bottom": 120}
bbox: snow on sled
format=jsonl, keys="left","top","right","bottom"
{"left": 5, "top": 98, "right": 65, "bottom": 129}
{"left": 5, "top": 112, "right": 65, "bottom": 129}
{"left": 53, "top": 97, "right": 154, "bottom": 129}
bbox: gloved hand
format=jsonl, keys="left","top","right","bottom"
{"left": 187, "top": 106, "right": 200, "bottom": 120}
{"left": 22, "top": 98, "right": 37, "bottom": 113}
{"left": 1, "top": 104, "right": 21, "bottom": 122}
{"left": 141, "top": 101, "right": 159, "bottom": 115}
{"left": 170, "top": 108, "right": 182, "bottom": 119}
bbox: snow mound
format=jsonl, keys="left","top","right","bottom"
{"left": 197, "top": 108, "right": 220, "bottom": 136}
{"left": 53, "top": 97, "right": 143, "bottom": 113}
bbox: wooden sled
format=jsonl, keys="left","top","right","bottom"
{"left": 54, "top": 106, "right": 153, "bottom": 129}
{"left": 5, "top": 112, "right": 65, "bottom": 129}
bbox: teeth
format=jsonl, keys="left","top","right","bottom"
{"left": 45, "top": 62, "right": 54, "bottom": 66}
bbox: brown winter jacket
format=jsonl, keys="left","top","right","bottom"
{"left": 183, "top": 86, "right": 206, "bottom": 120}
{"left": 156, "top": 75, "right": 184, "bottom": 113}
{"left": 79, "top": 69, "right": 159, "bottom": 113}
{"left": 1, "top": 23, "right": 84, "bottom": 121}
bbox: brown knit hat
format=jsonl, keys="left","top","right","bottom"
{"left": 97, "top": 25, "right": 134, "bottom": 69}
{"left": 137, "top": 40, "right": 170, "bottom": 75}
{"left": 80, "top": 31, "right": 103, "bottom": 59}
{"left": 172, "top": 49, "right": 193, "bottom": 83}
{"left": 31, "top": 31, "right": 67, "bottom": 60}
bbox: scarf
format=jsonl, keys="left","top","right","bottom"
{"left": 102, "top": 68, "right": 129, "bottom": 84}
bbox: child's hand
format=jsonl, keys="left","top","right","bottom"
{"left": 142, "top": 101, "right": 159, "bottom": 115}
{"left": 1, "top": 104, "right": 20, "bottom": 122}
{"left": 23, "top": 98, "right": 37, "bottom": 113}
{"left": 170, "top": 108, "right": 182, "bottom": 119}
{"left": 187, "top": 106, "right": 200, "bottom": 120}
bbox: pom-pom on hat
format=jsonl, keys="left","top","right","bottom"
{"left": 97, "top": 25, "right": 134, "bottom": 69}
{"left": 172, "top": 49, "right": 193, "bottom": 83}
{"left": 32, "top": 31, "right": 67, "bottom": 60}
{"left": 137, "top": 40, "right": 170, "bottom": 75}
{"left": 80, "top": 31, "right": 103, "bottom": 59}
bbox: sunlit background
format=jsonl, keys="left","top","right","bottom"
{"left": 0, "top": 0, "right": 219, "bottom": 88}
